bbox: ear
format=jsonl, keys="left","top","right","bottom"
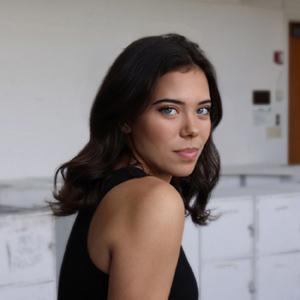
{"left": 121, "top": 123, "right": 131, "bottom": 134}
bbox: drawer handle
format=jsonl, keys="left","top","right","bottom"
{"left": 247, "top": 224, "right": 255, "bottom": 237}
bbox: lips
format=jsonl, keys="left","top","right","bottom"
{"left": 175, "top": 147, "right": 198, "bottom": 152}
{"left": 174, "top": 148, "right": 198, "bottom": 159}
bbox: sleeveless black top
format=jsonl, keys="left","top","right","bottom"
{"left": 58, "top": 166, "right": 199, "bottom": 300}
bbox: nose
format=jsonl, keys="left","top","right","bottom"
{"left": 180, "top": 113, "right": 199, "bottom": 138}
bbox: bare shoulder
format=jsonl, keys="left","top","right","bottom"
{"left": 99, "top": 175, "right": 185, "bottom": 236}
{"left": 113, "top": 174, "right": 181, "bottom": 199}
{"left": 114, "top": 175, "right": 185, "bottom": 228}
{"left": 107, "top": 176, "right": 186, "bottom": 299}
{"left": 89, "top": 175, "right": 183, "bottom": 231}
{"left": 97, "top": 175, "right": 184, "bottom": 221}
{"left": 127, "top": 175, "right": 185, "bottom": 212}
{"left": 88, "top": 175, "right": 186, "bottom": 298}
{"left": 128, "top": 176, "right": 184, "bottom": 223}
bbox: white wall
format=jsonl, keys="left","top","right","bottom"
{"left": 0, "top": 0, "right": 298, "bottom": 180}
{"left": 284, "top": 0, "right": 300, "bottom": 20}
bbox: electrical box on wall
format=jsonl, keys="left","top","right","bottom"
{"left": 253, "top": 90, "right": 270, "bottom": 105}
{"left": 252, "top": 90, "right": 272, "bottom": 127}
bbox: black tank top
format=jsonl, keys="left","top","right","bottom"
{"left": 58, "top": 165, "right": 199, "bottom": 300}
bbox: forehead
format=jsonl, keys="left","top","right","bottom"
{"left": 150, "top": 67, "right": 210, "bottom": 102}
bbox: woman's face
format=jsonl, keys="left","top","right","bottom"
{"left": 127, "top": 66, "right": 212, "bottom": 182}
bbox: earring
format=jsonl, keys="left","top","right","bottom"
{"left": 121, "top": 123, "right": 131, "bottom": 133}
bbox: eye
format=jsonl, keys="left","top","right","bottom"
{"left": 158, "top": 106, "right": 177, "bottom": 116}
{"left": 198, "top": 106, "right": 211, "bottom": 116}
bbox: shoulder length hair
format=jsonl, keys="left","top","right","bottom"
{"left": 49, "top": 33, "right": 223, "bottom": 226}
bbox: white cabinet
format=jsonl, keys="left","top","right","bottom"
{"left": 200, "top": 196, "right": 253, "bottom": 260}
{"left": 0, "top": 180, "right": 57, "bottom": 300}
{"left": 201, "top": 259, "right": 253, "bottom": 300}
{"left": 199, "top": 194, "right": 254, "bottom": 300}
{"left": 199, "top": 185, "right": 300, "bottom": 300}
{"left": 255, "top": 193, "right": 300, "bottom": 255}
{"left": 254, "top": 190, "right": 300, "bottom": 300}
{"left": 0, "top": 211, "right": 55, "bottom": 285}
{"left": 0, "top": 282, "right": 56, "bottom": 300}
{"left": 256, "top": 253, "right": 300, "bottom": 300}
{"left": 0, "top": 208, "right": 56, "bottom": 300}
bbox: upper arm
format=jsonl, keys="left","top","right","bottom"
{"left": 107, "top": 178, "right": 185, "bottom": 300}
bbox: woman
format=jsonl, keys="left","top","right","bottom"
{"left": 50, "top": 33, "right": 222, "bottom": 300}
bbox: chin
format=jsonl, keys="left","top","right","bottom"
{"left": 171, "top": 165, "right": 195, "bottom": 177}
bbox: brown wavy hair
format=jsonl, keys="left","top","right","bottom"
{"left": 49, "top": 33, "right": 223, "bottom": 226}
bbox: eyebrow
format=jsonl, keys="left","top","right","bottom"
{"left": 152, "top": 98, "right": 212, "bottom": 106}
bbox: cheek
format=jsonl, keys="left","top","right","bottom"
{"left": 133, "top": 117, "right": 175, "bottom": 146}
{"left": 144, "top": 121, "right": 172, "bottom": 144}
{"left": 203, "top": 121, "right": 211, "bottom": 140}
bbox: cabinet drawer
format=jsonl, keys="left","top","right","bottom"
{"left": 256, "top": 193, "right": 300, "bottom": 255}
{"left": 200, "top": 258, "right": 253, "bottom": 300}
{"left": 0, "top": 281, "right": 56, "bottom": 300}
{"left": 200, "top": 196, "right": 253, "bottom": 260}
{"left": 0, "top": 212, "right": 56, "bottom": 285}
{"left": 256, "top": 252, "right": 300, "bottom": 300}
